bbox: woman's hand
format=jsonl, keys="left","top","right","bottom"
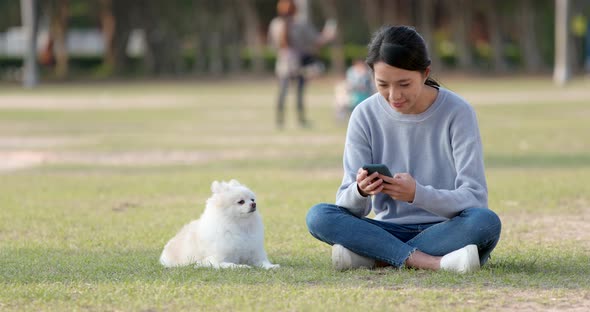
{"left": 356, "top": 168, "right": 384, "bottom": 197}
{"left": 381, "top": 173, "right": 417, "bottom": 203}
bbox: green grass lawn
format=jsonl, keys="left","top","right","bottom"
{"left": 1, "top": 76, "right": 589, "bottom": 311}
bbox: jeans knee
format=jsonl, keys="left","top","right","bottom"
{"left": 306, "top": 203, "right": 333, "bottom": 233}
{"left": 465, "top": 208, "right": 502, "bottom": 239}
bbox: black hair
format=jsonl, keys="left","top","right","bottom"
{"left": 366, "top": 25, "right": 439, "bottom": 88}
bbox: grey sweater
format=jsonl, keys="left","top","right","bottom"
{"left": 336, "top": 87, "right": 488, "bottom": 224}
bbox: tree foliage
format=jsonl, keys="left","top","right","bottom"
{"left": 2, "top": 0, "right": 590, "bottom": 79}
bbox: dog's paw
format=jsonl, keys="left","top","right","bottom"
{"left": 232, "top": 264, "right": 252, "bottom": 269}
{"left": 219, "top": 262, "right": 251, "bottom": 269}
{"left": 194, "top": 261, "right": 251, "bottom": 269}
{"left": 262, "top": 263, "right": 280, "bottom": 270}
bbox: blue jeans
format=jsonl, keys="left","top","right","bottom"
{"left": 306, "top": 203, "right": 501, "bottom": 268}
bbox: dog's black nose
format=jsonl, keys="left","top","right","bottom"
{"left": 251, "top": 202, "right": 256, "bottom": 209}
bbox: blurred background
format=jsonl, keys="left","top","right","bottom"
{"left": 1, "top": 0, "right": 589, "bottom": 86}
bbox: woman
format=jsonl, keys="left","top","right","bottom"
{"left": 268, "top": 0, "right": 334, "bottom": 128}
{"left": 306, "top": 25, "right": 501, "bottom": 273}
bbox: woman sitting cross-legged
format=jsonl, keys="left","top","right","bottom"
{"left": 306, "top": 25, "right": 501, "bottom": 273}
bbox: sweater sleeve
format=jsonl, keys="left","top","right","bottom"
{"left": 411, "top": 105, "right": 488, "bottom": 218}
{"left": 335, "top": 112, "right": 372, "bottom": 217}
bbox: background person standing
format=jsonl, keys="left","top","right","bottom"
{"left": 268, "top": 0, "right": 335, "bottom": 129}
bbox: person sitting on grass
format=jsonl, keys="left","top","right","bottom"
{"left": 306, "top": 25, "right": 502, "bottom": 273}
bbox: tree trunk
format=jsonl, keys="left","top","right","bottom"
{"left": 237, "top": 0, "right": 264, "bottom": 73}
{"left": 417, "top": 0, "right": 441, "bottom": 71}
{"left": 393, "top": 0, "right": 413, "bottom": 26}
{"left": 111, "top": 1, "right": 135, "bottom": 74}
{"left": 193, "top": 2, "right": 208, "bottom": 75}
{"left": 137, "top": 2, "right": 184, "bottom": 76}
{"left": 382, "top": 0, "right": 397, "bottom": 25}
{"left": 209, "top": 30, "right": 224, "bottom": 75}
{"left": 553, "top": 0, "right": 572, "bottom": 85}
{"left": 224, "top": 2, "right": 242, "bottom": 74}
{"left": 318, "top": 0, "right": 345, "bottom": 74}
{"left": 361, "top": 0, "right": 382, "bottom": 33}
{"left": 20, "top": 0, "right": 39, "bottom": 88}
{"left": 450, "top": 0, "right": 473, "bottom": 70}
{"left": 519, "top": 0, "right": 542, "bottom": 72}
{"left": 194, "top": 2, "right": 225, "bottom": 76}
{"left": 195, "top": 33, "right": 208, "bottom": 74}
{"left": 194, "top": 11, "right": 208, "bottom": 75}
{"left": 483, "top": 1, "right": 507, "bottom": 72}
{"left": 586, "top": 19, "right": 590, "bottom": 73}
{"left": 99, "top": 0, "right": 115, "bottom": 71}
{"left": 141, "top": 15, "right": 164, "bottom": 75}
{"left": 50, "top": 0, "right": 68, "bottom": 79}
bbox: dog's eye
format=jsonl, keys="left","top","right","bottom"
{"left": 238, "top": 200, "right": 245, "bottom": 205}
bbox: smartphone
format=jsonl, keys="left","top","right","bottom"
{"left": 362, "top": 164, "right": 393, "bottom": 178}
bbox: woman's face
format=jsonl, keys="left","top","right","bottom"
{"left": 373, "top": 61, "right": 429, "bottom": 114}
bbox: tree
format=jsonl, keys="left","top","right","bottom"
{"left": 519, "top": 0, "right": 543, "bottom": 72}
{"left": 138, "top": 1, "right": 185, "bottom": 75}
{"left": 98, "top": 0, "right": 115, "bottom": 72}
{"left": 237, "top": 0, "right": 264, "bottom": 74}
{"left": 223, "top": 0, "right": 243, "bottom": 74}
{"left": 450, "top": 0, "right": 473, "bottom": 70}
{"left": 417, "top": 0, "right": 441, "bottom": 71}
{"left": 109, "top": 0, "right": 137, "bottom": 75}
{"left": 360, "top": 0, "right": 414, "bottom": 32}
{"left": 360, "top": 0, "right": 383, "bottom": 32}
{"left": 192, "top": 1, "right": 229, "bottom": 75}
{"left": 553, "top": 0, "right": 572, "bottom": 85}
{"left": 482, "top": 1, "right": 508, "bottom": 72}
{"left": 20, "top": 0, "right": 39, "bottom": 88}
{"left": 317, "top": 0, "right": 345, "bottom": 74}
{"left": 48, "top": 0, "right": 69, "bottom": 79}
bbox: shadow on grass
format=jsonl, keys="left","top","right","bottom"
{"left": 1, "top": 247, "right": 588, "bottom": 289}
{"left": 485, "top": 153, "right": 590, "bottom": 169}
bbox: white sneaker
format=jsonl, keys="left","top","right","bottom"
{"left": 332, "top": 244, "right": 375, "bottom": 271}
{"left": 440, "top": 244, "right": 480, "bottom": 273}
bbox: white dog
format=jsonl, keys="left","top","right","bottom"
{"left": 159, "top": 179, "right": 279, "bottom": 270}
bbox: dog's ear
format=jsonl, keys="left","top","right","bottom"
{"left": 228, "top": 179, "right": 241, "bottom": 187}
{"left": 211, "top": 180, "right": 223, "bottom": 193}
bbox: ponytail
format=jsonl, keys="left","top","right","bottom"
{"left": 425, "top": 76, "right": 439, "bottom": 88}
